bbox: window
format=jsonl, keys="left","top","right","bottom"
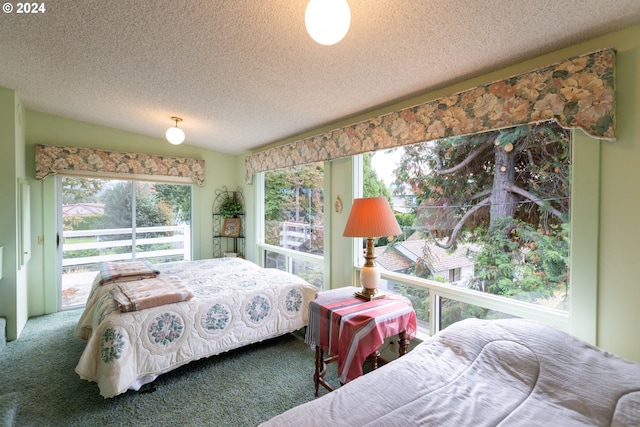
{"left": 449, "top": 268, "right": 461, "bottom": 283}
{"left": 365, "top": 122, "right": 573, "bottom": 335}
{"left": 439, "top": 297, "right": 515, "bottom": 330}
{"left": 60, "top": 177, "right": 192, "bottom": 308}
{"left": 259, "top": 162, "right": 325, "bottom": 288}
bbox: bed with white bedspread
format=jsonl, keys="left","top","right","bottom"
{"left": 74, "top": 257, "right": 318, "bottom": 398}
{"left": 261, "top": 318, "right": 640, "bottom": 426}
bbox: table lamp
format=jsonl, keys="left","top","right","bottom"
{"left": 343, "top": 197, "right": 402, "bottom": 300}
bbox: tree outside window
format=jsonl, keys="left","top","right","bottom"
{"left": 263, "top": 162, "right": 325, "bottom": 287}
{"left": 368, "top": 121, "right": 571, "bottom": 327}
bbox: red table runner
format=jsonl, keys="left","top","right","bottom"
{"left": 306, "top": 287, "right": 417, "bottom": 383}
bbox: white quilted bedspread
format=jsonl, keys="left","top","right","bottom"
{"left": 74, "top": 258, "right": 318, "bottom": 398}
{"left": 262, "top": 318, "right": 640, "bottom": 426}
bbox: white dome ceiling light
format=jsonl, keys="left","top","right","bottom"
{"left": 305, "top": 0, "right": 351, "bottom": 46}
{"left": 166, "top": 116, "right": 185, "bottom": 145}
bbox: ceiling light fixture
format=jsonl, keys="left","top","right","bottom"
{"left": 166, "top": 116, "right": 185, "bottom": 145}
{"left": 305, "top": 0, "right": 351, "bottom": 46}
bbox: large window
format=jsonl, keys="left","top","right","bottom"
{"left": 259, "top": 162, "right": 325, "bottom": 288}
{"left": 366, "top": 122, "right": 572, "bottom": 334}
{"left": 60, "top": 177, "right": 192, "bottom": 308}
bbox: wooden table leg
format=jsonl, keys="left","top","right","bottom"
{"left": 369, "top": 350, "right": 380, "bottom": 370}
{"left": 314, "top": 346, "right": 336, "bottom": 396}
{"left": 398, "top": 330, "right": 409, "bottom": 357}
{"left": 314, "top": 346, "right": 322, "bottom": 396}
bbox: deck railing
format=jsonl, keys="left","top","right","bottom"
{"left": 62, "top": 225, "right": 191, "bottom": 267}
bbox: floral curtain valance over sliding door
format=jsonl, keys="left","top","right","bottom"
{"left": 245, "top": 48, "right": 615, "bottom": 183}
{"left": 35, "top": 144, "right": 205, "bottom": 186}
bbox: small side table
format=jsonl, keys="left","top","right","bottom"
{"left": 305, "top": 287, "right": 417, "bottom": 396}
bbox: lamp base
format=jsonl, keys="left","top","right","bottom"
{"left": 354, "top": 288, "right": 386, "bottom": 301}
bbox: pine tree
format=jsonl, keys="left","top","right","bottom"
{"left": 395, "top": 121, "right": 570, "bottom": 300}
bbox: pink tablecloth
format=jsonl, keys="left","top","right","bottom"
{"left": 305, "top": 287, "right": 417, "bottom": 383}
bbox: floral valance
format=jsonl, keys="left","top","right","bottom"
{"left": 35, "top": 144, "right": 206, "bottom": 186}
{"left": 245, "top": 48, "right": 615, "bottom": 183}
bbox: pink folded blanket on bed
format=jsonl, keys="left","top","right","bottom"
{"left": 111, "top": 276, "right": 194, "bottom": 312}
{"left": 99, "top": 260, "right": 160, "bottom": 285}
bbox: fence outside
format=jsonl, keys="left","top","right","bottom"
{"left": 62, "top": 225, "right": 191, "bottom": 267}
{"left": 61, "top": 225, "right": 191, "bottom": 308}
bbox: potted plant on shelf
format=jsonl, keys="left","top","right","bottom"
{"left": 219, "top": 194, "right": 243, "bottom": 247}
{"left": 219, "top": 193, "right": 243, "bottom": 218}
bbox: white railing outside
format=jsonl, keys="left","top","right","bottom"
{"left": 62, "top": 225, "right": 191, "bottom": 267}
{"left": 257, "top": 242, "right": 324, "bottom": 289}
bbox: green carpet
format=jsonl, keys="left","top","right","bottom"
{"left": 0, "top": 310, "right": 342, "bottom": 426}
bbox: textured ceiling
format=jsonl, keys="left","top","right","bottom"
{"left": 1, "top": 1, "right": 639, "bottom": 154}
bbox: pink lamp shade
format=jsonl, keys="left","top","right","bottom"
{"left": 343, "top": 197, "right": 402, "bottom": 238}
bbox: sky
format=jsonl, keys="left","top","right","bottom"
{"left": 370, "top": 147, "right": 404, "bottom": 187}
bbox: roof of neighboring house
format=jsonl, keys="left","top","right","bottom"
{"left": 375, "top": 245, "right": 413, "bottom": 272}
{"left": 62, "top": 203, "right": 105, "bottom": 217}
{"left": 420, "top": 244, "right": 476, "bottom": 274}
{"left": 376, "top": 233, "right": 477, "bottom": 274}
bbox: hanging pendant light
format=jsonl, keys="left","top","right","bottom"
{"left": 166, "top": 116, "right": 185, "bottom": 145}
{"left": 305, "top": 0, "right": 351, "bottom": 46}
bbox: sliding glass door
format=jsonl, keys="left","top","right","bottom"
{"left": 58, "top": 176, "right": 192, "bottom": 309}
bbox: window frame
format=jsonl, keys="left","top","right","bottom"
{"left": 57, "top": 175, "right": 194, "bottom": 310}
{"left": 352, "top": 130, "right": 598, "bottom": 343}
{"left": 449, "top": 268, "right": 461, "bottom": 283}
{"left": 254, "top": 164, "right": 330, "bottom": 290}
{"left": 252, "top": 131, "right": 597, "bottom": 343}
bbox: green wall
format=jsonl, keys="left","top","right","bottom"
{"left": 595, "top": 27, "right": 640, "bottom": 360}
{"left": 0, "top": 88, "right": 28, "bottom": 341}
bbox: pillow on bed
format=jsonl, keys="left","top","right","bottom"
{"left": 99, "top": 260, "right": 160, "bottom": 285}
